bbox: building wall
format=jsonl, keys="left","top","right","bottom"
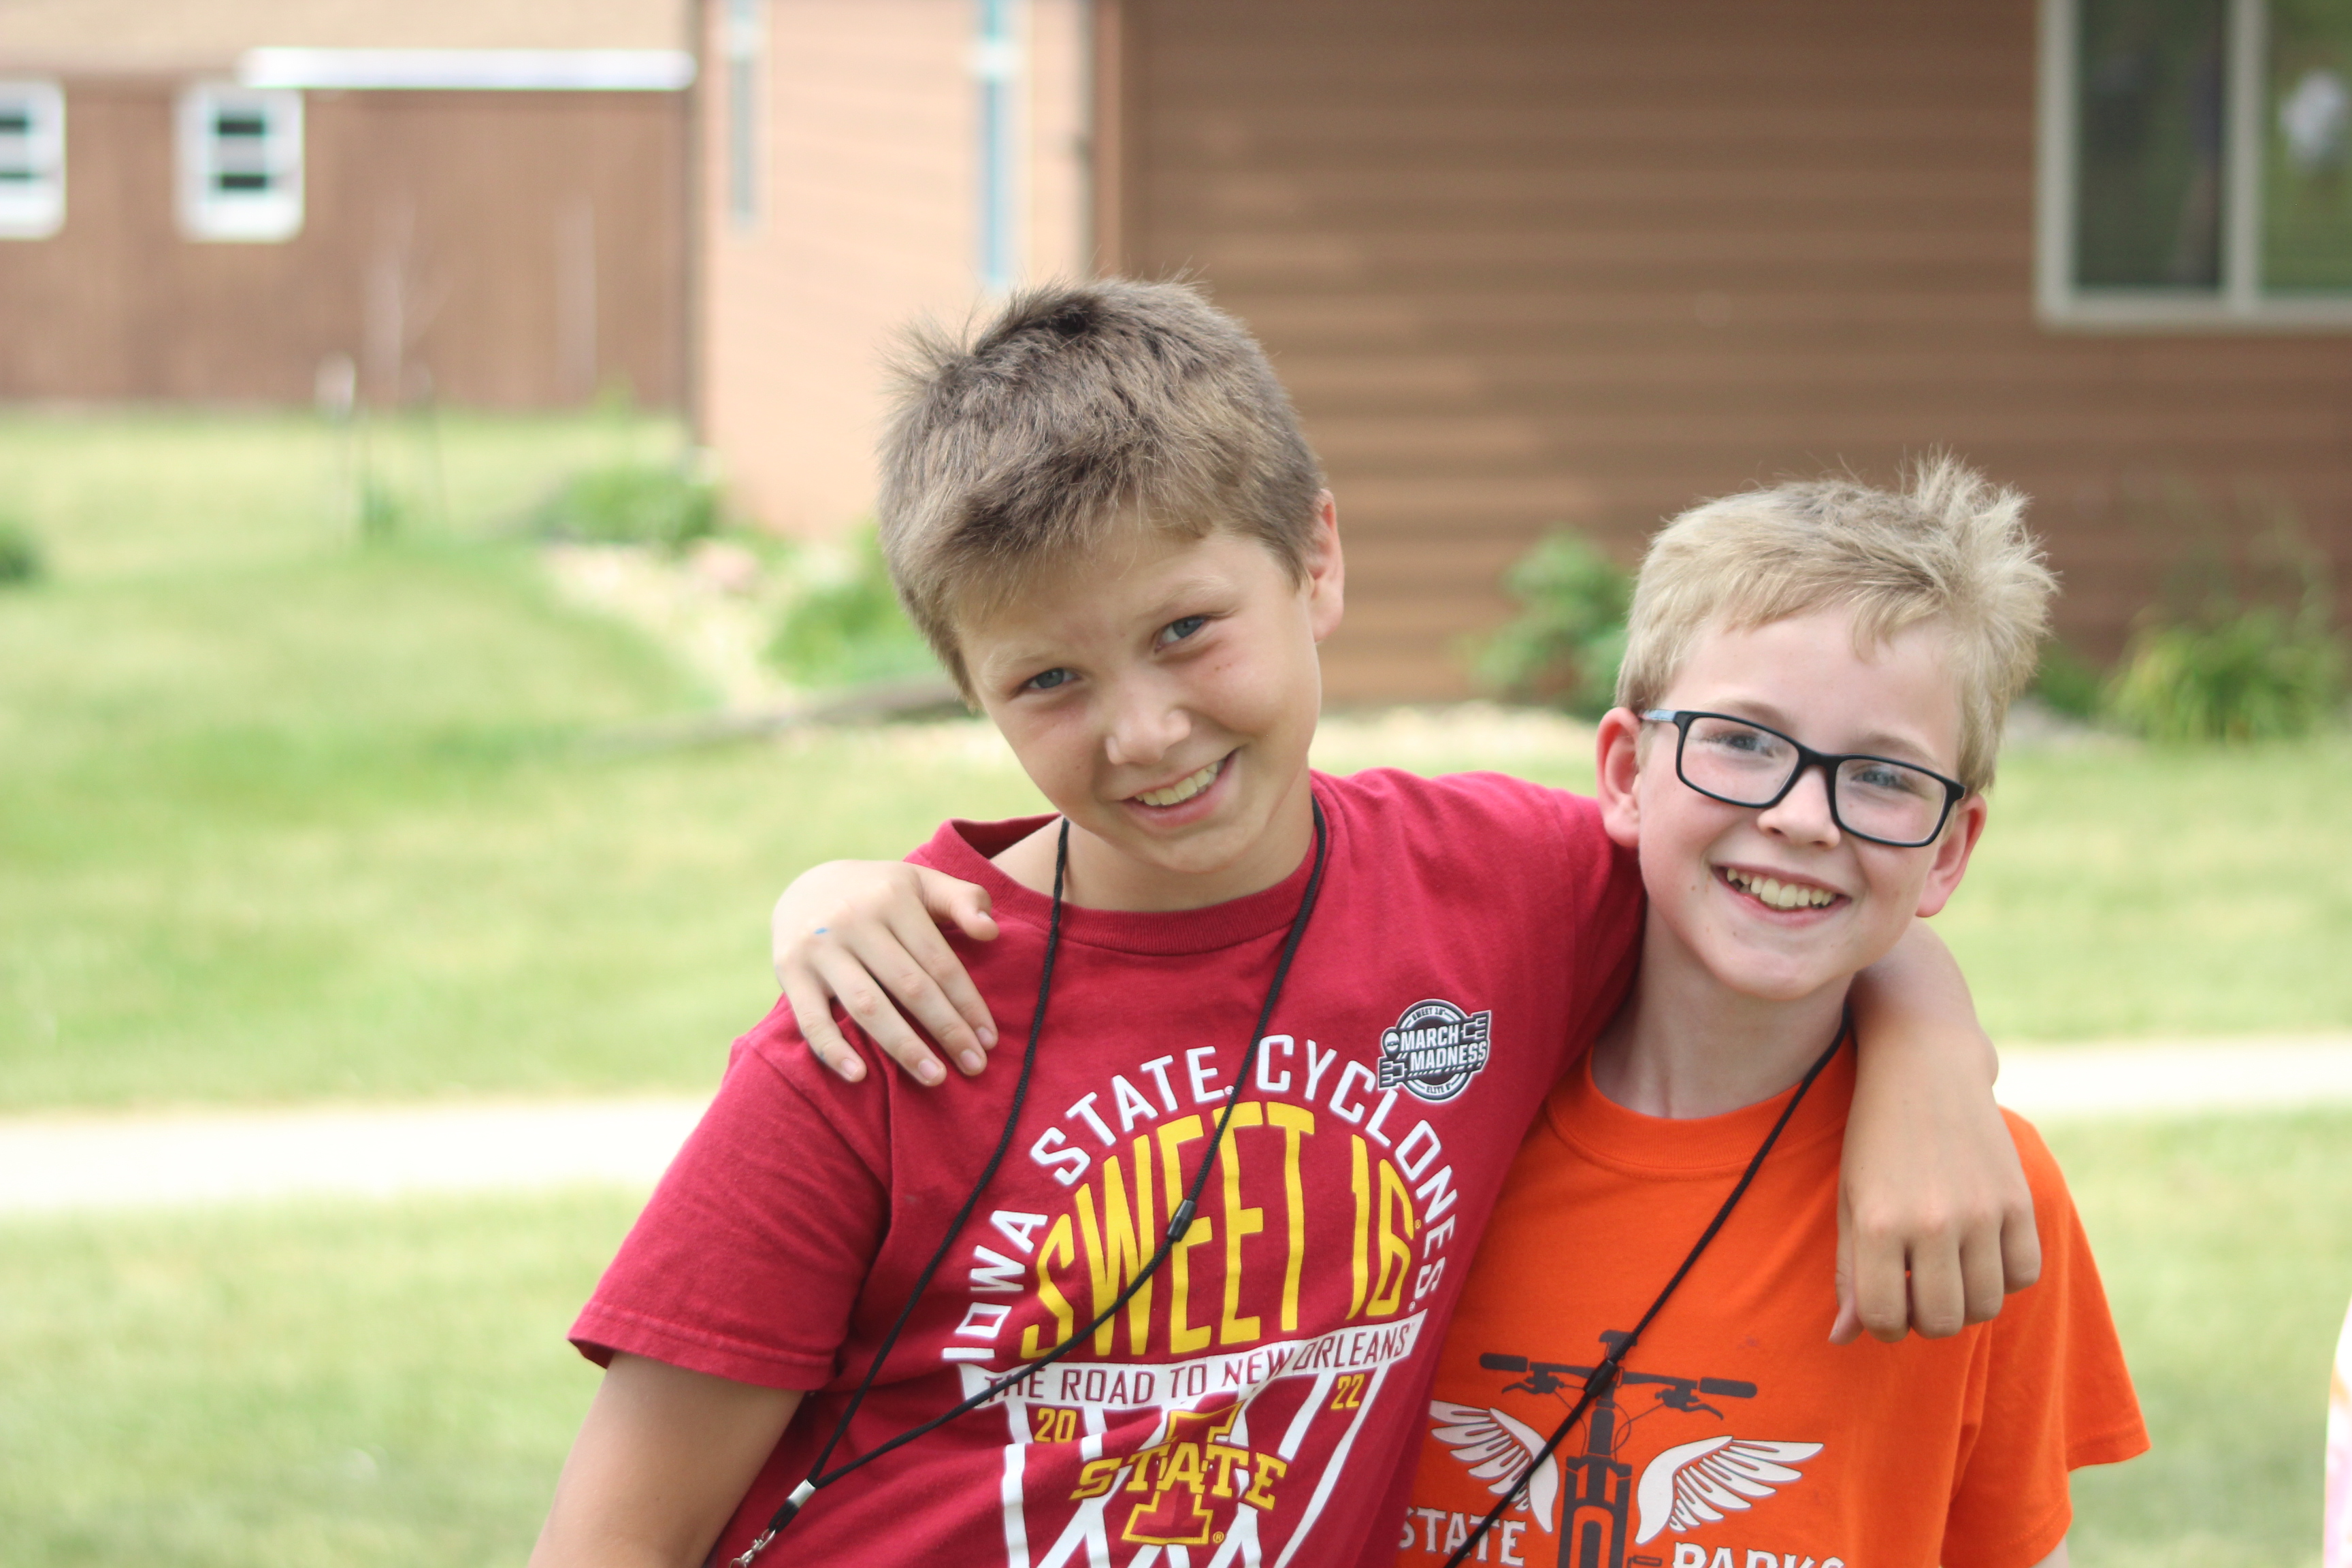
{"left": 701, "top": 0, "right": 1089, "bottom": 534}
{"left": 1111, "top": 0, "right": 2352, "bottom": 700}
{"left": 0, "top": 81, "right": 688, "bottom": 408}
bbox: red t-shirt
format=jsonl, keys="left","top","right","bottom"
{"left": 1396, "top": 1043, "right": 2147, "bottom": 1568}
{"left": 572, "top": 768, "right": 1641, "bottom": 1568}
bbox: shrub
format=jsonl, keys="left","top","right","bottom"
{"left": 1471, "top": 531, "right": 1631, "bottom": 717}
{"left": 2103, "top": 498, "right": 2345, "bottom": 742}
{"left": 529, "top": 460, "right": 719, "bottom": 551}
{"left": 0, "top": 518, "right": 42, "bottom": 586}
{"left": 2030, "top": 641, "right": 2107, "bottom": 721}
{"left": 768, "top": 527, "right": 940, "bottom": 688}
{"left": 2106, "top": 604, "right": 2344, "bottom": 742}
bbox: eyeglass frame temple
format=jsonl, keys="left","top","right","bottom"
{"left": 1635, "top": 708, "right": 1969, "bottom": 848}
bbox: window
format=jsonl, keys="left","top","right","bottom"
{"left": 0, "top": 80, "right": 65, "bottom": 240}
{"left": 973, "top": 0, "right": 1025, "bottom": 291}
{"left": 723, "top": 0, "right": 763, "bottom": 229}
{"left": 177, "top": 84, "right": 303, "bottom": 242}
{"left": 2040, "top": 0, "right": 2352, "bottom": 325}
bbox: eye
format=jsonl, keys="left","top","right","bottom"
{"left": 1158, "top": 614, "right": 1209, "bottom": 647}
{"left": 1022, "top": 667, "right": 1074, "bottom": 693}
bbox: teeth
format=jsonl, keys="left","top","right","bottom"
{"left": 1723, "top": 867, "right": 1838, "bottom": 911}
{"left": 1136, "top": 757, "right": 1223, "bottom": 807}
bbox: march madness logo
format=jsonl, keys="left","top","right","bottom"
{"left": 1379, "top": 999, "right": 1494, "bottom": 1104}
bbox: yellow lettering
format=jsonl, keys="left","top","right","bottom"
{"left": 1219, "top": 1102, "right": 1265, "bottom": 1344}
{"left": 1019, "top": 1213, "right": 1078, "bottom": 1357}
{"left": 1071, "top": 1456, "right": 1124, "bottom": 1499}
{"left": 1157, "top": 1115, "right": 1213, "bottom": 1354}
{"left": 1075, "top": 1138, "right": 1156, "bottom": 1354}
{"left": 1348, "top": 1134, "right": 1371, "bottom": 1320}
{"left": 1266, "top": 1102, "right": 1314, "bottom": 1331}
{"left": 1369, "top": 1158, "right": 1417, "bottom": 1317}
{"left": 1207, "top": 1442, "right": 1247, "bottom": 1498}
{"left": 1242, "top": 1450, "right": 1288, "bottom": 1510}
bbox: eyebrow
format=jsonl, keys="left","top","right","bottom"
{"left": 1704, "top": 700, "right": 1942, "bottom": 764}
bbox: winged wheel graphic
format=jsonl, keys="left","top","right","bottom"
{"left": 1633, "top": 1437, "right": 1823, "bottom": 1544}
{"left": 1426, "top": 1401, "right": 1561, "bottom": 1535}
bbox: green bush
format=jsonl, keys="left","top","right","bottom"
{"left": 0, "top": 517, "right": 42, "bottom": 586}
{"left": 2031, "top": 641, "right": 2108, "bottom": 721}
{"left": 2107, "top": 604, "right": 2345, "bottom": 742}
{"left": 768, "top": 527, "right": 940, "bottom": 688}
{"left": 528, "top": 460, "right": 718, "bottom": 551}
{"left": 1471, "top": 531, "right": 1631, "bottom": 717}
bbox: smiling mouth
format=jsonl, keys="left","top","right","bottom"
{"left": 1719, "top": 866, "right": 1842, "bottom": 911}
{"left": 1133, "top": 755, "right": 1227, "bottom": 808}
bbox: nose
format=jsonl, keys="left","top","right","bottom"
{"left": 1100, "top": 671, "right": 1190, "bottom": 769}
{"left": 1754, "top": 760, "right": 1841, "bottom": 847}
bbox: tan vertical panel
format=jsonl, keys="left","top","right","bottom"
{"left": 701, "top": 0, "right": 1088, "bottom": 536}
{"left": 1121, "top": 0, "right": 2352, "bottom": 699}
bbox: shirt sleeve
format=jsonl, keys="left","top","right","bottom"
{"left": 569, "top": 1006, "right": 894, "bottom": 1390}
{"left": 1941, "top": 1114, "right": 2151, "bottom": 1568}
{"left": 1546, "top": 787, "right": 1644, "bottom": 1065}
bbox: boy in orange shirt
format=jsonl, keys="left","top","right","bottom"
{"left": 1397, "top": 466, "right": 2146, "bottom": 1568}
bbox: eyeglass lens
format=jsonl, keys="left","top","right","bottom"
{"left": 1677, "top": 715, "right": 1948, "bottom": 845}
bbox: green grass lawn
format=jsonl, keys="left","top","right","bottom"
{"left": 2, "top": 1112, "right": 2342, "bottom": 1568}
{"left": 1, "top": 408, "right": 2347, "bottom": 1108}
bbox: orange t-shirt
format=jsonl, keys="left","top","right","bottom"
{"left": 1395, "top": 1041, "right": 2146, "bottom": 1568}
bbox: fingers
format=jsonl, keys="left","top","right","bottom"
{"left": 811, "top": 947, "right": 949, "bottom": 1086}
{"left": 1847, "top": 1209, "right": 1915, "bottom": 1343}
{"left": 1827, "top": 1224, "right": 1862, "bottom": 1343}
{"left": 864, "top": 909, "right": 993, "bottom": 1073}
{"left": 916, "top": 868, "right": 1002, "bottom": 945}
{"left": 2000, "top": 1200, "right": 2044, "bottom": 1295}
{"left": 1959, "top": 1224, "right": 2009, "bottom": 1328}
{"left": 779, "top": 970, "right": 866, "bottom": 1084}
{"left": 1906, "top": 1226, "right": 1967, "bottom": 1341}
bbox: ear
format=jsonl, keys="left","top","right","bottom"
{"left": 1594, "top": 706, "right": 1646, "bottom": 851}
{"left": 1304, "top": 490, "right": 1345, "bottom": 643}
{"left": 1912, "top": 793, "right": 1988, "bottom": 918}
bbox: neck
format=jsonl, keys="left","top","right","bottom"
{"left": 995, "top": 773, "right": 1317, "bottom": 912}
{"left": 1589, "top": 908, "right": 1850, "bottom": 1119}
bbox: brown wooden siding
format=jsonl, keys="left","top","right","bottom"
{"left": 0, "top": 81, "right": 687, "bottom": 408}
{"left": 1112, "top": 0, "right": 2352, "bottom": 701}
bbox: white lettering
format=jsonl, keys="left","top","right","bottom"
{"left": 990, "top": 1211, "right": 1049, "bottom": 1254}
{"left": 1138, "top": 1054, "right": 1179, "bottom": 1111}
{"left": 1330, "top": 1060, "right": 1377, "bottom": 1122}
{"left": 1422, "top": 1215, "right": 1458, "bottom": 1258}
{"left": 1442, "top": 1512, "right": 1469, "bottom": 1552}
{"left": 1186, "top": 1045, "right": 1224, "bottom": 1105}
{"left": 1365, "top": 1088, "right": 1401, "bottom": 1145}
{"left": 1712, "top": 1549, "right": 1736, "bottom": 1568}
{"left": 1750, "top": 1553, "right": 1779, "bottom": 1568}
{"left": 955, "top": 1302, "right": 1011, "bottom": 1339}
{"left": 1395, "top": 1120, "right": 1441, "bottom": 1179}
{"left": 1415, "top": 1507, "right": 1444, "bottom": 1552}
{"left": 1675, "top": 1547, "right": 1706, "bottom": 1568}
{"left": 969, "top": 1246, "right": 1024, "bottom": 1294}
{"left": 1028, "top": 1126, "right": 1089, "bottom": 1185}
{"left": 1110, "top": 1075, "right": 1160, "bottom": 1132}
{"left": 1784, "top": 1556, "right": 1818, "bottom": 1568}
{"left": 1064, "top": 1093, "right": 1114, "bottom": 1146}
{"left": 1304, "top": 1039, "right": 1341, "bottom": 1102}
{"left": 1411, "top": 1258, "right": 1446, "bottom": 1301}
{"left": 1255, "top": 1034, "right": 1295, "bottom": 1094}
{"left": 1414, "top": 1163, "right": 1459, "bottom": 1224}
{"left": 1499, "top": 1518, "right": 1525, "bottom": 1566}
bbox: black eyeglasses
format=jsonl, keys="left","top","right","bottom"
{"left": 1638, "top": 710, "right": 1968, "bottom": 848}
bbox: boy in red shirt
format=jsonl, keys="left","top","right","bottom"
{"left": 531, "top": 283, "right": 2035, "bottom": 1568}
{"left": 1397, "top": 468, "right": 2146, "bottom": 1568}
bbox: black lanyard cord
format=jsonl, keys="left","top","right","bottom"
{"left": 1442, "top": 1020, "right": 1848, "bottom": 1568}
{"left": 739, "top": 800, "right": 1329, "bottom": 1564}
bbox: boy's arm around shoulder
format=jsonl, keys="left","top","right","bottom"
{"left": 1841, "top": 922, "right": 2042, "bottom": 1343}
{"left": 529, "top": 1354, "right": 802, "bottom": 1568}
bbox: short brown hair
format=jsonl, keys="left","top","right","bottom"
{"left": 877, "top": 279, "right": 1326, "bottom": 691}
{"left": 1616, "top": 458, "right": 2057, "bottom": 793}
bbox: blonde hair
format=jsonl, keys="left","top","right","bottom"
{"left": 1616, "top": 458, "right": 2057, "bottom": 791}
{"left": 878, "top": 279, "right": 1325, "bottom": 693}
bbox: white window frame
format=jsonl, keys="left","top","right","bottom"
{"left": 723, "top": 0, "right": 764, "bottom": 231}
{"left": 0, "top": 79, "right": 66, "bottom": 240}
{"left": 972, "top": 0, "right": 1027, "bottom": 293}
{"left": 176, "top": 84, "right": 304, "bottom": 243}
{"left": 2040, "top": 0, "right": 2352, "bottom": 328}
